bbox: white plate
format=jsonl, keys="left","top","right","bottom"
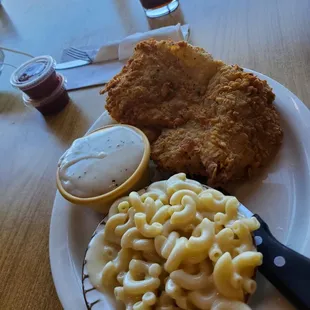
{"left": 50, "top": 70, "right": 310, "bottom": 310}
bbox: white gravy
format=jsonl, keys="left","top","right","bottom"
{"left": 58, "top": 126, "right": 144, "bottom": 198}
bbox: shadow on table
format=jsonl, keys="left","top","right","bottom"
{"left": 0, "top": 92, "right": 90, "bottom": 147}
{"left": 147, "top": 3, "right": 185, "bottom": 29}
{"left": 44, "top": 99, "right": 90, "bottom": 146}
{"left": 0, "top": 91, "right": 25, "bottom": 114}
{"left": 0, "top": 6, "right": 19, "bottom": 38}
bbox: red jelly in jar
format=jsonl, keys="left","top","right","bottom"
{"left": 23, "top": 74, "right": 70, "bottom": 115}
{"left": 10, "top": 55, "right": 58, "bottom": 99}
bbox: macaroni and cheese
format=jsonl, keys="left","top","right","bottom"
{"left": 86, "top": 173, "right": 262, "bottom": 310}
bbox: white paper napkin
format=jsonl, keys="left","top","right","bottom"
{"left": 62, "top": 61, "right": 125, "bottom": 91}
{"left": 60, "top": 24, "right": 190, "bottom": 90}
{"left": 62, "top": 24, "right": 190, "bottom": 63}
{"left": 96, "top": 23, "right": 189, "bottom": 62}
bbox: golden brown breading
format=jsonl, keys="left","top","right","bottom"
{"left": 101, "top": 40, "right": 282, "bottom": 185}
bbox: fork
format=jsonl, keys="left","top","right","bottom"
{"left": 65, "top": 47, "right": 93, "bottom": 63}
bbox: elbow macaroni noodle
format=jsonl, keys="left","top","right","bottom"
{"left": 86, "top": 173, "right": 262, "bottom": 309}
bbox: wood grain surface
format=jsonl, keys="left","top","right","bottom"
{"left": 0, "top": 0, "right": 309, "bottom": 309}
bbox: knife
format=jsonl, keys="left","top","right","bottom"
{"left": 55, "top": 59, "right": 90, "bottom": 70}
{"left": 238, "top": 203, "right": 310, "bottom": 310}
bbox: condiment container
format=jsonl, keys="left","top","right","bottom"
{"left": 56, "top": 125, "right": 151, "bottom": 213}
{"left": 10, "top": 55, "right": 58, "bottom": 99}
{"left": 23, "top": 74, "right": 69, "bottom": 115}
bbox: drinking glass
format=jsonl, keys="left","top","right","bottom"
{"left": 140, "top": 0, "right": 179, "bottom": 18}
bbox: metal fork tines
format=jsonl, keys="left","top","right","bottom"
{"left": 65, "top": 47, "right": 93, "bottom": 62}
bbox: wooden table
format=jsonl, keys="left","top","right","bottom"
{"left": 0, "top": 0, "right": 309, "bottom": 309}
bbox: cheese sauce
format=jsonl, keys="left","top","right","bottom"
{"left": 58, "top": 126, "right": 145, "bottom": 198}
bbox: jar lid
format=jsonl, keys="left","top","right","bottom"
{"left": 10, "top": 55, "right": 56, "bottom": 91}
{"left": 23, "top": 73, "right": 67, "bottom": 108}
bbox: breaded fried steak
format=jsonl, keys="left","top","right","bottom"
{"left": 101, "top": 40, "right": 282, "bottom": 185}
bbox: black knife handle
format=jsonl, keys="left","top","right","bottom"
{"left": 253, "top": 214, "right": 310, "bottom": 310}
